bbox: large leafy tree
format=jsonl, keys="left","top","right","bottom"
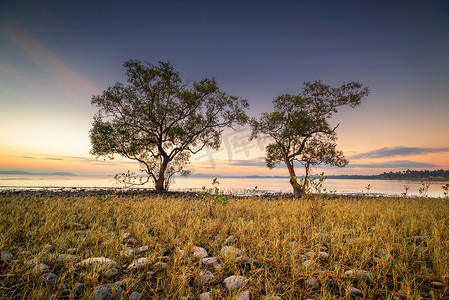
{"left": 90, "top": 60, "right": 249, "bottom": 192}
{"left": 251, "top": 80, "right": 369, "bottom": 198}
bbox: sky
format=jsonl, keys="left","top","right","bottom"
{"left": 1, "top": 0, "right": 448, "bottom": 177}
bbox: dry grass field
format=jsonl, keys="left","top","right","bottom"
{"left": 1, "top": 192, "right": 448, "bottom": 299}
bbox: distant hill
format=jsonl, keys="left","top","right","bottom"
{"left": 0, "top": 171, "right": 76, "bottom": 176}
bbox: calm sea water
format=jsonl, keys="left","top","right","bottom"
{"left": 0, "top": 174, "right": 448, "bottom": 198}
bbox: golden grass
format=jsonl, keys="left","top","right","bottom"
{"left": 0, "top": 193, "right": 448, "bottom": 299}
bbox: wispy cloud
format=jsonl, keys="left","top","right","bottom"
{"left": 346, "top": 160, "right": 439, "bottom": 169}
{"left": 2, "top": 23, "right": 98, "bottom": 99}
{"left": 351, "top": 146, "right": 449, "bottom": 159}
{"left": 229, "top": 157, "right": 268, "bottom": 167}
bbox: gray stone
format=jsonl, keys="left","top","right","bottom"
{"left": 76, "top": 257, "right": 118, "bottom": 269}
{"left": 220, "top": 246, "right": 243, "bottom": 257}
{"left": 306, "top": 251, "right": 330, "bottom": 261}
{"left": 223, "top": 275, "right": 247, "bottom": 289}
{"left": 302, "top": 260, "right": 317, "bottom": 270}
{"left": 236, "top": 290, "right": 252, "bottom": 300}
{"left": 60, "top": 289, "right": 71, "bottom": 298}
{"left": 344, "top": 269, "right": 371, "bottom": 281}
{"left": 129, "top": 291, "right": 141, "bottom": 300}
{"left": 122, "top": 232, "right": 131, "bottom": 240}
{"left": 57, "top": 254, "right": 81, "bottom": 265}
{"left": 93, "top": 284, "right": 123, "bottom": 300}
{"left": 153, "top": 261, "right": 168, "bottom": 269}
{"left": 306, "top": 278, "right": 321, "bottom": 290}
{"left": 127, "top": 257, "right": 151, "bottom": 270}
{"left": 104, "top": 267, "right": 119, "bottom": 278}
{"left": 197, "top": 270, "right": 215, "bottom": 285}
{"left": 431, "top": 281, "right": 443, "bottom": 289}
{"left": 202, "top": 257, "right": 220, "bottom": 267}
{"left": 42, "top": 272, "right": 58, "bottom": 284}
{"left": 122, "top": 247, "right": 134, "bottom": 258}
{"left": 33, "top": 263, "right": 50, "bottom": 273}
{"left": 27, "top": 257, "right": 40, "bottom": 268}
{"left": 74, "top": 282, "right": 84, "bottom": 294}
{"left": 43, "top": 244, "right": 54, "bottom": 252}
{"left": 347, "top": 286, "right": 363, "bottom": 297}
{"left": 136, "top": 246, "right": 149, "bottom": 253}
{"left": 1, "top": 250, "right": 13, "bottom": 263}
{"left": 235, "top": 255, "right": 250, "bottom": 265}
{"left": 192, "top": 246, "right": 208, "bottom": 259}
{"left": 198, "top": 292, "right": 212, "bottom": 300}
{"left": 67, "top": 248, "right": 77, "bottom": 254}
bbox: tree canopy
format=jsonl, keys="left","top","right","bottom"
{"left": 251, "top": 80, "right": 369, "bottom": 197}
{"left": 90, "top": 60, "right": 249, "bottom": 192}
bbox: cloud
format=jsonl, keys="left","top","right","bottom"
{"left": 45, "top": 157, "right": 63, "bottom": 161}
{"left": 346, "top": 160, "right": 439, "bottom": 169}
{"left": 2, "top": 23, "right": 98, "bottom": 100}
{"left": 351, "top": 146, "right": 449, "bottom": 159}
{"left": 229, "top": 157, "right": 268, "bottom": 167}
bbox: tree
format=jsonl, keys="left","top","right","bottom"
{"left": 90, "top": 60, "right": 249, "bottom": 192}
{"left": 251, "top": 80, "right": 369, "bottom": 198}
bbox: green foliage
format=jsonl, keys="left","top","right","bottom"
{"left": 90, "top": 60, "right": 249, "bottom": 192}
{"left": 418, "top": 179, "right": 430, "bottom": 197}
{"left": 101, "top": 189, "right": 117, "bottom": 202}
{"left": 401, "top": 185, "right": 410, "bottom": 198}
{"left": 442, "top": 183, "right": 449, "bottom": 199}
{"left": 251, "top": 80, "right": 369, "bottom": 197}
{"left": 196, "top": 178, "right": 229, "bottom": 216}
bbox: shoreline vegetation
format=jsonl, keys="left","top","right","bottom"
{"left": 1, "top": 191, "right": 449, "bottom": 299}
{"left": 1, "top": 169, "right": 448, "bottom": 181}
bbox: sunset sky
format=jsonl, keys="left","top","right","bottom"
{"left": 1, "top": 0, "right": 448, "bottom": 177}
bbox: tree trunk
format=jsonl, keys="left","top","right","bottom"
{"left": 284, "top": 156, "right": 304, "bottom": 198}
{"left": 155, "top": 156, "right": 169, "bottom": 193}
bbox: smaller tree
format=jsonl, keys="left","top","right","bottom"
{"left": 251, "top": 80, "right": 369, "bottom": 198}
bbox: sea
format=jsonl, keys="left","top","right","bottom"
{"left": 0, "top": 174, "right": 448, "bottom": 198}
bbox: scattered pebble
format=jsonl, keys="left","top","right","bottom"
{"left": 93, "top": 284, "right": 123, "bottom": 300}
{"left": 198, "top": 292, "right": 212, "bottom": 300}
{"left": 223, "top": 275, "right": 248, "bottom": 289}
{"left": 347, "top": 286, "right": 363, "bottom": 297}
{"left": 127, "top": 258, "right": 151, "bottom": 270}
{"left": 76, "top": 257, "right": 118, "bottom": 269}
{"left": 220, "top": 246, "right": 243, "bottom": 257}
{"left": 41, "top": 272, "right": 58, "bottom": 284}
{"left": 431, "top": 281, "right": 443, "bottom": 289}
{"left": 236, "top": 290, "right": 252, "bottom": 300}
{"left": 192, "top": 246, "right": 208, "bottom": 259}
{"left": 1, "top": 250, "right": 13, "bottom": 263}
{"left": 306, "top": 278, "right": 321, "bottom": 290}
{"left": 129, "top": 291, "right": 141, "bottom": 300}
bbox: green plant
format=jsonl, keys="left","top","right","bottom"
{"left": 196, "top": 178, "right": 229, "bottom": 216}
{"left": 401, "top": 185, "right": 410, "bottom": 198}
{"left": 442, "top": 183, "right": 449, "bottom": 199}
{"left": 101, "top": 189, "right": 117, "bottom": 202}
{"left": 418, "top": 179, "right": 430, "bottom": 197}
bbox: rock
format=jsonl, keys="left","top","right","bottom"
{"left": 431, "top": 281, "right": 443, "bottom": 289}
{"left": 1, "top": 250, "right": 13, "bottom": 263}
{"left": 347, "top": 286, "right": 363, "bottom": 297}
{"left": 122, "top": 247, "right": 134, "bottom": 258}
{"left": 60, "top": 289, "right": 71, "bottom": 298}
{"left": 122, "top": 232, "right": 131, "bottom": 240}
{"left": 158, "top": 256, "right": 170, "bottom": 262}
{"left": 306, "top": 251, "right": 330, "bottom": 261}
{"left": 32, "top": 263, "right": 50, "bottom": 273}
{"left": 74, "top": 282, "right": 84, "bottom": 294}
{"left": 220, "top": 246, "right": 243, "bottom": 257}
{"left": 344, "top": 269, "right": 371, "bottom": 281}
{"left": 306, "top": 278, "right": 321, "bottom": 290}
{"left": 192, "top": 246, "right": 208, "bottom": 259}
{"left": 56, "top": 254, "right": 81, "bottom": 265}
{"left": 93, "top": 284, "right": 123, "bottom": 300}
{"left": 136, "top": 246, "right": 149, "bottom": 254}
{"left": 236, "top": 290, "right": 252, "bottom": 300}
{"left": 129, "top": 291, "right": 141, "bottom": 300}
{"left": 42, "top": 272, "right": 58, "bottom": 284}
{"left": 196, "top": 270, "right": 215, "bottom": 285}
{"left": 43, "top": 244, "right": 54, "bottom": 252}
{"left": 302, "top": 260, "right": 317, "bottom": 270}
{"left": 202, "top": 257, "right": 220, "bottom": 268}
{"left": 67, "top": 221, "right": 87, "bottom": 230}
{"left": 76, "top": 257, "right": 118, "bottom": 269}
{"left": 153, "top": 261, "right": 168, "bottom": 269}
{"left": 67, "top": 248, "right": 77, "bottom": 254}
{"left": 104, "top": 267, "right": 119, "bottom": 278}
{"left": 249, "top": 268, "right": 264, "bottom": 275}
{"left": 198, "top": 292, "right": 212, "bottom": 300}
{"left": 223, "top": 275, "right": 248, "bottom": 289}
{"left": 27, "top": 257, "right": 40, "bottom": 268}
{"left": 235, "top": 255, "right": 250, "bottom": 265}
{"left": 127, "top": 257, "right": 151, "bottom": 270}
{"left": 224, "top": 235, "right": 236, "bottom": 245}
